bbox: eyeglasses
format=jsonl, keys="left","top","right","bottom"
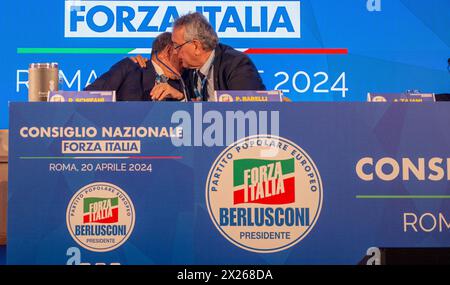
{"left": 172, "top": 40, "right": 192, "bottom": 51}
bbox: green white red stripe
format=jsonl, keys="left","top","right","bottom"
{"left": 18, "top": 48, "right": 348, "bottom": 55}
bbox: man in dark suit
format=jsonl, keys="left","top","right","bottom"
{"left": 85, "top": 32, "right": 185, "bottom": 101}
{"left": 171, "top": 12, "right": 266, "bottom": 101}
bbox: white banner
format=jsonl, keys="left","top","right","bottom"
{"left": 65, "top": 1, "right": 301, "bottom": 38}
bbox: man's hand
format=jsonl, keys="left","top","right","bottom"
{"left": 150, "top": 83, "right": 184, "bottom": 101}
{"left": 129, "top": 55, "right": 148, "bottom": 68}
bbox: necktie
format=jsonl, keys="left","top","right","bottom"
{"left": 193, "top": 70, "right": 207, "bottom": 101}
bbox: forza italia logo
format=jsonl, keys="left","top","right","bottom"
{"left": 66, "top": 182, "right": 135, "bottom": 252}
{"left": 206, "top": 135, "right": 323, "bottom": 253}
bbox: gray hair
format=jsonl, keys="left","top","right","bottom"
{"left": 173, "top": 12, "right": 218, "bottom": 51}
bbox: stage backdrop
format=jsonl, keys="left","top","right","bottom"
{"left": 1, "top": 0, "right": 450, "bottom": 128}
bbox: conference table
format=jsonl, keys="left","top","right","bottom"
{"left": 5, "top": 102, "right": 450, "bottom": 265}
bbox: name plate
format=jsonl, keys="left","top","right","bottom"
{"left": 215, "top": 90, "right": 283, "bottom": 102}
{"left": 48, "top": 91, "right": 116, "bottom": 102}
{"left": 367, "top": 92, "right": 436, "bottom": 102}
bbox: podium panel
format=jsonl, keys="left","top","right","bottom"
{"left": 7, "top": 102, "right": 450, "bottom": 264}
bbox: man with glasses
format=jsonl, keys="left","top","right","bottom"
{"left": 171, "top": 12, "right": 266, "bottom": 101}
{"left": 85, "top": 32, "right": 186, "bottom": 101}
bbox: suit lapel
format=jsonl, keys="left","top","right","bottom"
{"left": 142, "top": 63, "right": 157, "bottom": 100}
{"left": 212, "top": 44, "right": 223, "bottom": 90}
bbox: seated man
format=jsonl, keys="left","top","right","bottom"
{"left": 172, "top": 12, "right": 266, "bottom": 101}
{"left": 85, "top": 32, "right": 185, "bottom": 101}
{"left": 132, "top": 13, "right": 266, "bottom": 101}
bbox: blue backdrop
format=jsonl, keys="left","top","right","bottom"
{"left": 1, "top": 0, "right": 450, "bottom": 129}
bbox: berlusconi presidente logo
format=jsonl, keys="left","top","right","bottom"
{"left": 206, "top": 135, "right": 323, "bottom": 253}
{"left": 66, "top": 182, "right": 135, "bottom": 252}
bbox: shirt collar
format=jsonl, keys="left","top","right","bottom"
{"left": 151, "top": 60, "right": 165, "bottom": 76}
{"left": 199, "top": 50, "right": 215, "bottom": 76}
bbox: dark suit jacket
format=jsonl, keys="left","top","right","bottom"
{"left": 183, "top": 44, "right": 266, "bottom": 100}
{"left": 85, "top": 58, "right": 184, "bottom": 101}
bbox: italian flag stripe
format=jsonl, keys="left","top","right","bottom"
{"left": 17, "top": 48, "right": 347, "bottom": 55}
{"left": 233, "top": 176, "right": 295, "bottom": 205}
{"left": 83, "top": 208, "right": 119, "bottom": 224}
